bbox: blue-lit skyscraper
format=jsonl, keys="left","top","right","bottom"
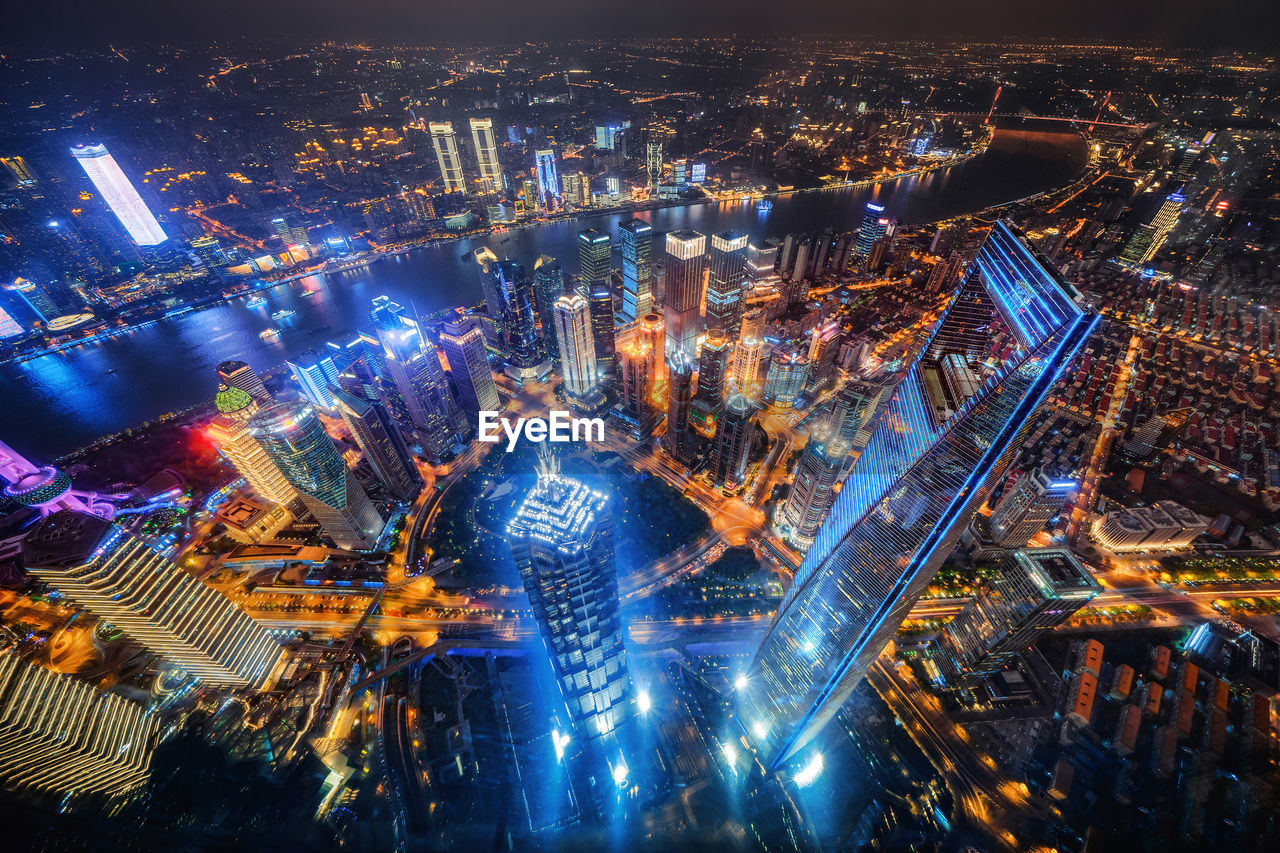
{"left": 738, "top": 221, "right": 1098, "bottom": 769}
{"left": 287, "top": 349, "right": 340, "bottom": 410}
{"left": 852, "top": 202, "right": 888, "bottom": 260}
{"left": 370, "top": 296, "right": 465, "bottom": 458}
{"left": 533, "top": 148, "right": 560, "bottom": 211}
{"left": 488, "top": 260, "right": 544, "bottom": 370}
{"left": 619, "top": 218, "right": 654, "bottom": 322}
{"left": 508, "top": 455, "right": 632, "bottom": 747}
{"left": 69, "top": 144, "right": 166, "bottom": 246}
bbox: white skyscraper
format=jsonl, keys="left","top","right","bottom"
{"left": 429, "top": 122, "right": 466, "bottom": 194}
{"left": 469, "top": 118, "right": 503, "bottom": 193}
{"left": 554, "top": 291, "right": 601, "bottom": 407}
{"left": 70, "top": 144, "right": 166, "bottom": 246}
{"left": 23, "top": 511, "right": 282, "bottom": 688}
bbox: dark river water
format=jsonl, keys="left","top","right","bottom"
{"left": 0, "top": 126, "right": 1088, "bottom": 460}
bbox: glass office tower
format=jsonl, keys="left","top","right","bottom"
{"left": 619, "top": 218, "right": 654, "bottom": 321}
{"left": 250, "top": 403, "right": 385, "bottom": 550}
{"left": 507, "top": 455, "right": 632, "bottom": 746}
{"left": 705, "top": 230, "right": 749, "bottom": 335}
{"left": 738, "top": 221, "right": 1098, "bottom": 769}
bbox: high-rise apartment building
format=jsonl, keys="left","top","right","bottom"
{"left": 23, "top": 511, "right": 282, "bottom": 687}
{"left": 429, "top": 122, "right": 466, "bottom": 193}
{"left": 69, "top": 144, "right": 166, "bottom": 246}
{"left": 507, "top": 457, "right": 631, "bottom": 745}
{"left": 705, "top": 231, "right": 749, "bottom": 335}
{"left": 619, "top": 218, "right": 654, "bottom": 321}
{"left": 0, "top": 652, "right": 159, "bottom": 797}
{"left": 663, "top": 230, "right": 707, "bottom": 367}
{"left": 931, "top": 549, "right": 1100, "bottom": 682}
{"left": 249, "top": 403, "right": 384, "bottom": 550}
{"left": 738, "top": 221, "right": 1097, "bottom": 768}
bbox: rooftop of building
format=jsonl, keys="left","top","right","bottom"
{"left": 21, "top": 510, "right": 117, "bottom": 570}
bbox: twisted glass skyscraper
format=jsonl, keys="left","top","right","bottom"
{"left": 738, "top": 221, "right": 1097, "bottom": 769}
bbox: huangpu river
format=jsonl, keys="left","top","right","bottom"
{"left": 0, "top": 126, "right": 1088, "bottom": 459}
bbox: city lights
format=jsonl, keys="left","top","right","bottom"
{"left": 0, "top": 21, "right": 1275, "bottom": 853}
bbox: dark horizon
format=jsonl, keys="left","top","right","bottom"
{"left": 3, "top": 0, "right": 1277, "bottom": 50}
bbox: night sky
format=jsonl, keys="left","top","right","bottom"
{"left": 3, "top": 0, "right": 1276, "bottom": 48}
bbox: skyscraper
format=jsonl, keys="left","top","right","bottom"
{"left": 578, "top": 229, "right": 612, "bottom": 292}
{"left": 619, "top": 218, "right": 654, "bottom": 321}
{"left": 806, "top": 319, "right": 842, "bottom": 387}
{"left": 69, "top": 144, "right": 166, "bottom": 246}
{"left": 507, "top": 455, "right": 631, "bottom": 744}
{"left": 533, "top": 148, "right": 560, "bottom": 211}
{"left": 663, "top": 230, "right": 707, "bottom": 367}
{"left": 249, "top": 403, "right": 385, "bottom": 550}
{"left": 776, "top": 440, "right": 845, "bottom": 550}
{"left": 532, "top": 255, "right": 566, "bottom": 359}
{"left": 617, "top": 332, "right": 654, "bottom": 422}
{"left": 589, "top": 284, "right": 616, "bottom": 380}
{"left": 827, "top": 381, "right": 882, "bottom": 447}
{"left": 333, "top": 386, "right": 424, "bottom": 502}
{"left": 663, "top": 355, "right": 696, "bottom": 466}
{"left": 207, "top": 385, "right": 299, "bottom": 507}
{"left": 710, "top": 395, "right": 755, "bottom": 488}
{"left": 730, "top": 308, "right": 766, "bottom": 399}
{"left": 469, "top": 118, "right": 503, "bottom": 193}
{"left": 696, "top": 329, "right": 731, "bottom": 407}
{"left": 705, "top": 231, "right": 749, "bottom": 335}
{"left": 987, "top": 467, "right": 1075, "bottom": 549}
{"left": 645, "top": 139, "right": 664, "bottom": 189}
{"left": 738, "top": 221, "right": 1097, "bottom": 768}
{"left": 487, "top": 260, "right": 544, "bottom": 370}
{"left": 852, "top": 202, "right": 889, "bottom": 260}
{"left": 0, "top": 652, "right": 158, "bottom": 797}
{"left": 931, "top": 548, "right": 1100, "bottom": 682}
{"left": 1120, "top": 193, "right": 1184, "bottom": 265}
{"left": 554, "top": 291, "right": 603, "bottom": 409}
{"left": 371, "top": 297, "right": 465, "bottom": 456}
{"left": 429, "top": 122, "right": 466, "bottom": 193}
{"left": 287, "top": 349, "right": 340, "bottom": 410}
{"left": 23, "top": 511, "right": 282, "bottom": 687}
{"left": 217, "top": 360, "right": 272, "bottom": 404}
{"left": 440, "top": 316, "right": 502, "bottom": 420}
